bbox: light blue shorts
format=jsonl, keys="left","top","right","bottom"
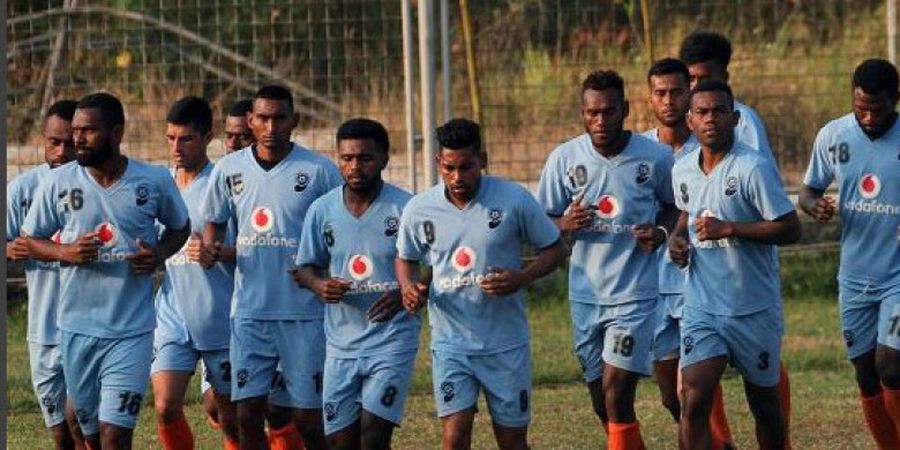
{"left": 431, "top": 345, "right": 531, "bottom": 428}
{"left": 28, "top": 342, "right": 68, "bottom": 427}
{"left": 839, "top": 283, "right": 900, "bottom": 359}
{"left": 322, "top": 351, "right": 417, "bottom": 435}
{"left": 570, "top": 299, "right": 657, "bottom": 381}
{"left": 151, "top": 332, "right": 231, "bottom": 395}
{"left": 60, "top": 331, "right": 153, "bottom": 435}
{"left": 653, "top": 293, "right": 684, "bottom": 361}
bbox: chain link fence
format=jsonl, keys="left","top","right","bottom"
{"left": 7, "top": 0, "right": 897, "bottom": 190}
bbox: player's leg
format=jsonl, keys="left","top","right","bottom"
{"left": 432, "top": 349, "right": 479, "bottom": 450}
{"left": 28, "top": 342, "right": 79, "bottom": 449}
{"left": 97, "top": 332, "right": 154, "bottom": 450}
{"left": 323, "top": 357, "right": 363, "bottom": 450}
{"left": 275, "top": 319, "right": 327, "bottom": 449}
{"left": 199, "top": 361, "right": 221, "bottom": 429}
{"left": 357, "top": 351, "right": 417, "bottom": 450}
{"left": 652, "top": 295, "right": 681, "bottom": 422}
{"left": 570, "top": 302, "right": 609, "bottom": 431}
{"left": 60, "top": 331, "right": 103, "bottom": 448}
{"left": 875, "top": 292, "right": 900, "bottom": 431}
{"left": 267, "top": 368, "right": 307, "bottom": 450}
{"left": 678, "top": 306, "right": 728, "bottom": 450}
{"left": 63, "top": 399, "right": 86, "bottom": 450}
{"left": 201, "top": 350, "right": 240, "bottom": 447}
{"left": 776, "top": 361, "right": 792, "bottom": 450}
{"left": 478, "top": 346, "right": 531, "bottom": 450}
{"left": 150, "top": 337, "right": 198, "bottom": 450}
{"left": 360, "top": 412, "right": 394, "bottom": 450}
{"left": 231, "top": 318, "right": 281, "bottom": 449}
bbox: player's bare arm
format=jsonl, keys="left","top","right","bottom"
{"left": 366, "top": 289, "right": 403, "bottom": 323}
{"left": 669, "top": 211, "right": 690, "bottom": 268}
{"left": 292, "top": 264, "right": 351, "bottom": 303}
{"left": 480, "top": 239, "right": 567, "bottom": 297}
{"left": 395, "top": 257, "right": 427, "bottom": 313}
{"left": 695, "top": 210, "right": 800, "bottom": 245}
{"left": 7, "top": 236, "right": 31, "bottom": 260}
{"left": 633, "top": 202, "right": 679, "bottom": 253}
{"left": 798, "top": 185, "right": 836, "bottom": 223}
{"left": 127, "top": 222, "right": 191, "bottom": 274}
{"left": 552, "top": 190, "right": 593, "bottom": 233}
{"left": 26, "top": 231, "right": 100, "bottom": 264}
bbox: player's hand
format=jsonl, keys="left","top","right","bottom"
{"left": 312, "top": 277, "right": 352, "bottom": 303}
{"left": 59, "top": 231, "right": 101, "bottom": 264}
{"left": 367, "top": 289, "right": 403, "bottom": 322}
{"left": 401, "top": 282, "right": 428, "bottom": 312}
{"left": 810, "top": 196, "right": 836, "bottom": 223}
{"left": 558, "top": 191, "right": 593, "bottom": 232}
{"left": 480, "top": 267, "right": 526, "bottom": 297}
{"left": 694, "top": 216, "right": 732, "bottom": 241}
{"left": 126, "top": 238, "right": 160, "bottom": 274}
{"left": 669, "top": 235, "right": 690, "bottom": 268}
{"left": 632, "top": 224, "right": 664, "bottom": 253}
{"left": 6, "top": 237, "right": 30, "bottom": 260}
{"left": 186, "top": 232, "right": 219, "bottom": 268}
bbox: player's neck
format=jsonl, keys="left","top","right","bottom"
{"left": 87, "top": 153, "right": 128, "bottom": 188}
{"left": 699, "top": 143, "right": 731, "bottom": 175}
{"left": 343, "top": 179, "right": 384, "bottom": 218}
{"left": 253, "top": 142, "right": 293, "bottom": 169}
{"left": 593, "top": 130, "right": 631, "bottom": 158}
{"left": 174, "top": 158, "right": 210, "bottom": 189}
{"left": 657, "top": 123, "right": 691, "bottom": 152}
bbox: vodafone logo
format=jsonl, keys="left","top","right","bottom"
{"left": 347, "top": 254, "right": 374, "bottom": 281}
{"left": 596, "top": 195, "right": 620, "bottom": 219}
{"left": 250, "top": 206, "right": 274, "bottom": 233}
{"left": 451, "top": 246, "right": 477, "bottom": 273}
{"left": 51, "top": 231, "right": 62, "bottom": 244}
{"left": 95, "top": 222, "right": 118, "bottom": 247}
{"left": 859, "top": 174, "right": 882, "bottom": 199}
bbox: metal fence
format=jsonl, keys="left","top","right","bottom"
{"left": 7, "top": 0, "right": 899, "bottom": 190}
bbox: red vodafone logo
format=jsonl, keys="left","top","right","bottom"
{"left": 596, "top": 195, "right": 620, "bottom": 219}
{"left": 250, "top": 206, "right": 274, "bottom": 233}
{"left": 95, "top": 222, "right": 118, "bottom": 247}
{"left": 859, "top": 173, "right": 881, "bottom": 199}
{"left": 347, "top": 254, "right": 374, "bottom": 281}
{"left": 451, "top": 246, "right": 477, "bottom": 273}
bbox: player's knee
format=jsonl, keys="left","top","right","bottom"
{"left": 294, "top": 412, "right": 325, "bottom": 442}
{"left": 442, "top": 425, "right": 473, "bottom": 450}
{"left": 745, "top": 387, "right": 780, "bottom": 419}
{"left": 153, "top": 396, "right": 184, "bottom": 424}
{"left": 660, "top": 392, "right": 680, "bottom": 417}
{"left": 236, "top": 401, "right": 267, "bottom": 428}
{"left": 99, "top": 423, "right": 132, "bottom": 450}
{"left": 49, "top": 422, "right": 74, "bottom": 448}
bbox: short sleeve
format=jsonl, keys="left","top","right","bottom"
{"left": 7, "top": 180, "right": 25, "bottom": 240}
{"left": 746, "top": 160, "right": 795, "bottom": 221}
{"left": 654, "top": 151, "right": 676, "bottom": 205}
{"left": 536, "top": 149, "right": 572, "bottom": 217}
{"left": 202, "top": 162, "right": 234, "bottom": 224}
{"left": 21, "top": 178, "right": 60, "bottom": 239}
{"left": 517, "top": 188, "right": 561, "bottom": 249}
{"left": 295, "top": 200, "right": 330, "bottom": 268}
{"left": 396, "top": 203, "right": 426, "bottom": 262}
{"left": 802, "top": 126, "right": 835, "bottom": 191}
{"left": 156, "top": 172, "right": 190, "bottom": 230}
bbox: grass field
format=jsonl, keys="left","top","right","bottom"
{"left": 7, "top": 250, "right": 877, "bottom": 449}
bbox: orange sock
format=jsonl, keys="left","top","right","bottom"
{"left": 600, "top": 418, "right": 609, "bottom": 435}
{"left": 224, "top": 437, "right": 240, "bottom": 450}
{"left": 779, "top": 363, "right": 792, "bottom": 450}
{"left": 268, "top": 423, "right": 306, "bottom": 450}
{"left": 157, "top": 415, "right": 194, "bottom": 450}
{"left": 709, "top": 383, "right": 734, "bottom": 450}
{"left": 607, "top": 421, "right": 645, "bottom": 450}
{"left": 881, "top": 386, "right": 900, "bottom": 438}
{"left": 861, "top": 392, "right": 900, "bottom": 450}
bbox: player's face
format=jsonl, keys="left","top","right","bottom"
{"left": 72, "top": 108, "right": 121, "bottom": 167}
{"left": 337, "top": 138, "right": 387, "bottom": 192}
{"left": 648, "top": 73, "right": 691, "bottom": 127}
{"left": 166, "top": 123, "right": 210, "bottom": 170}
{"left": 687, "top": 61, "right": 728, "bottom": 90}
{"left": 224, "top": 115, "right": 254, "bottom": 152}
{"left": 437, "top": 147, "right": 484, "bottom": 203}
{"left": 582, "top": 88, "right": 629, "bottom": 150}
{"left": 852, "top": 87, "right": 899, "bottom": 138}
{"left": 43, "top": 115, "right": 74, "bottom": 168}
{"left": 249, "top": 98, "right": 298, "bottom": 152}
{"left": 688, "top": 90, "right": 739, "bottom": 152}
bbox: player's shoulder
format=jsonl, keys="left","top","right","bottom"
{"left": 405, "top": 183, "right": 443, "bottom": 212}
{"left": 629, "top": 133, "right": 673, "bottom": 160}
{"left": 381, "top": 182, "right": 414, "bottom": 206}
{"left": 214, "top": 148, "right": 246, "bottom": 170}
{"left": 548, "top": 133, "right": 591, "bottom": 161}
{"left": 308, "top": 185, "right": 343, "bottom": 214}
{"left": 9, "top": 163, "right": 50, "bottom": 192}
{"left": 129, "top": 158, "right": 173, "bottom": 184}
{"left": 730, "top": 143, "right": 773, "bottom": 173}
{"left": 291, "top": 143, "right": 335, "bottom": 167}
{"left": 817, "top": 113, "right": 857, "bottom": 139}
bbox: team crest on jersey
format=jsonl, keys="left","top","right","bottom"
{"left": 324, "top": 402, "right": 337, "bottom": 422}
{"left": 859, "top": 173, "right": 882, "bottom": 199}
{"left": 679, "top": 183, "right": 689, "bottom": 204}
{"left": 441, "top": 381, "right": 455, "bottom": 402}
{"left": 225, "top": 173, "right": 244, "bottom": 196}
{"left": 294, "top": 172, "right": 310, "bottom": 192}
{"left": 451, "top": 246, "right": 477, "bottom": 273}
{"left": 488, "top": 208, "right": 503, "bottom": 229}
{"left": 250, "top": 206, "right": 275, "bottom": 233}
{"left": 236, "top": 369, "right": 249, "bottom": 388}
{"left": 635, "top": 162, "right": 651, "bottom": 184}
{"left": 95, "top": 222, "right": 118, "bottom": 247}
{"left": 596, "top": 195, "right": 620, "bottom": 219}
{"left": 348, "top": 254, "right": 374, "bottom": 281}
{"left": 724, "top": 176, "right": 738, "bottom": 197}
{"left": 135, "top": 185, "right": 150, "bottom": 206}
{"left": 567, "top": 164, "right": 588, "bottom": 188}
{"left": 384, "top": 216, "right": 399, "bottom": 237}
{"left": 323, "top": 224, "right": 335, "bottom": 246}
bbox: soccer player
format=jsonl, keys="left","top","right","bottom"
{"left": 223, "top": 99, "right": 255, "bottom": 153}
{"left": 22, "top": 92, "right": 191, "bottom": 450}
{"left": 669, "top": 80, "right": 800, "bottom": 450}
{"left": 150, "top": 96, "right": 240, "bottom": 449}
{"left": 396, "top": 118, "right": 567, "bottom": 450}
{"left": 799, "top": 59, "right": 900, "bottom": 449}
{"left": 294, "top": 118, "right": 420, "bottom": 450}
{"left": 7, "top": 99, "right": 85, "bottom": 450}
{"left": 538, "top": 70, "right": 677, "bottom": 449}
{"left": 202, "top": 85, "right": 342, "bottom": 449}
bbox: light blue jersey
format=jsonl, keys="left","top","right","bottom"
{"left": 296, "top": 183, "right": 421, "bottom": 358}
{"left": 22, "top": 159, "right": 190, "bottom": 338}
{"left": 155, "top": 163, "right": 236, "bottom": 350}
{"left": 202, "top": 144, "right": 342, "bottom": 319}
{"left": 672, "top": 143, "right": 795, "bottom": 316}
{"left": 735, "top": 100, "right": 776, "bottom": 164}
{"left": 640, "top": 129, "right": 698, "bottom": 295}
{"left": 537, "top": 133, "right": 675, "bottom": 304}
{"left": 804, "top": 113, "right": 900, "bottom": 289}
{"left": 396, "top": 176, "right": 560, "bottom": 355}
{"left": 7, "top": 164, "right": 62, "bottom": 345}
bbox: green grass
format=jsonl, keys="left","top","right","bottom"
{"left": 8, "top": 250, "right": 877, "bottom": 449}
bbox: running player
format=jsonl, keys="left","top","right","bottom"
{"left": 799, "top": 59, "right": 900, "bottom": 449}
{"left": 396, "top": 118, "right": 567, "bottom": 450}
{"left": 294, "top": 118, "right": 420, "bottom": 450}
{"left": 22, "top": 92, "right": 191, "bottom": 450}
{"left": 223, "top": 99, "right": 255, "bottom": 153}
{"left": 537, "top": 70, "right": 677, "bottom": 449}
{"left": 150, "top": 96, "right": 240, "bottom": 450}
{"left": 7, "top": 99, "right": 84, "bottom": 450}
{"left": 670, "top": 80, "right": 800, "bottom": 449}
{"left": 202, "top": 85, "right": 342, "bottom": 449}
